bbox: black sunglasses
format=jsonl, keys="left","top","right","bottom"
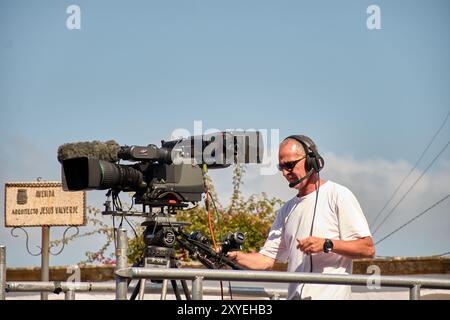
{"left": 277, "top": 155, "right": 306, "bottom": 171}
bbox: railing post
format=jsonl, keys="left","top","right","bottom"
{"left": 65, "top": 290, "right": 75, "bottom": 300}
{"left": 41, "top": 226, "right": 50, "bottom": 300}
{"left": 192, "top": 276, "right": 204, "bottom": 300}
{"left": 115, "top": 228, "right": 128, "bottom": 300}
{"left": 0, "top": 246, "right": 6, "bottom": 300}
{"left": 270, "top": 293, "right": 280, "bottom": 300}
{"left": 410, "top": 284, "right": 421, "bottom": 300}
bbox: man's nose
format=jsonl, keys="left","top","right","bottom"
{"left": 281, "top": 168, "right": 290, "bottom": 177}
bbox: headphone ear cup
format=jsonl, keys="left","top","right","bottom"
{"left": 306, "top": 151, "right": 323, "bottom": 173}
{"left": 316, "top": 155, "right": 325, "bottom": 172}
{"left": 285, "top": 134, "right": 324, "bottom": 173}
{"left": 305, "top": 152, "right": 315, "bottom": 172}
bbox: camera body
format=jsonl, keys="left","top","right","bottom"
{"left": 60, "top": 131, "right": 263, "bottom": 207}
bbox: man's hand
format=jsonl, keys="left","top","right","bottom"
{"left": 227, "top": 251, "right": 238, "bottom": 261}
{"left": 214, "top": 247, "right": 238, "bottom": 261}
{"left": 297, "top": 237, "right": 325, "bottom": 254}
{"left": 297, "top": 236, "right": 375, "bottom": 258}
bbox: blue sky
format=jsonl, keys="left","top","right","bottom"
{"left": 1, "top": 0, "right": 449, "bottom": 266}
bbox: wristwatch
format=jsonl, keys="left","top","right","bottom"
{"left": 323, "top": 239, "right": 334, "bottom": 253}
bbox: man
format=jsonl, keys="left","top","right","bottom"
{"left": 227, "top": 135, "right": 375, "bottom": 300}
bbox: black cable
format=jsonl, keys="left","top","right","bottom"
{"left": 121, "top": 197, "right": 138, "bottom": 238}
{"left": 116, "top": 193, "right": 138, "bottom": 237}
{"left": 218, "top": 282, "right": 224, "bottom": 300}
{"left": 129, "top": 280, "right": 141, "bottom": 300}
{"left": 117, "top": 195, "right": 123, "bottom": 211}
{"left": 124, "top": 216, "right": 138, "bottom": 239}
{"left": 373, "top": 140, "right": 450, "bottom": 235}
{"left": 309, "top": 177, "right": 320, "bottom": 271}
{"left": 228, "top": 281, "right": 233, "bottom": 300}
{"left": 128, "top": 196, "right": 135, "bottom": 212}
{"left": 111, "top": 192, "right": 124, "bottom": 229}
{"left": 203, "top": 167, "right": 227, "bottom": 299}
{"left": 299, "top": 174, "right": 321, "bottom": 299}
{"left": 112, "top": 192, "right": 119, "bottom": 210}
{"left": 181, "top": 279, "right": 192, "bottom": 300}
{"left": 171, "top": 280, "right": 182, "bottom": 300}
{"left": 208, "top": 193, "right": 228, "bottom": 299}
{"left": 308, "top": 177, "right": 321, "bottom": 293}
{"left": 375, "top": 194, "right": 450, "bottom": 245}
{"left": 209, "top": 193, "right": 224, "bottom": 245}
{"left": 370, "top": 111, "right": 450, "bottom": 229}
{"left": 116, "top": 195, "right": 125, "bottom": 229}
{"left": 112, "top": 213, "right": 117, "bottom": 250}
{"left": 309, "top": 177, "right": 320, "bottom": 236}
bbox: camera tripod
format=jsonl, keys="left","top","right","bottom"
{"left": 104, "top": 201, "right": 243, "bottom": 300}
{"left": 130, "top": 214, "right": 192, "bottom": 300}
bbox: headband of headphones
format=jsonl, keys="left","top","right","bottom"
{"left": 285, "top": 135, "right": 325, "bottom": 173}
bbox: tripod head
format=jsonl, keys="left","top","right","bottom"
{"left": 141, "top": 213, "right": 244, "bottom": 270}
{"left": 102, "top": 198, "right": 244, "bottom": 270}
{"left": 103, "top": 196, "right": 245, "bottom": 301}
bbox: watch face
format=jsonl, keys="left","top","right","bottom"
{"left": 324, "top": 239, "right": 333, "bottom": 253}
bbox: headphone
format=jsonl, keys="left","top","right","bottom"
{"left": 284, "top": 135, "right": 325, "bottom": 174}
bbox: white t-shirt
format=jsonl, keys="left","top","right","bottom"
{"left": 259, "top": 180, "right": 371, "bottom": 300}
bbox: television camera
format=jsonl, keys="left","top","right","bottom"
{"left": 58, "top": 131, "right": 263, "bottom": 299}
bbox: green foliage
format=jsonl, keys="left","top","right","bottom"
{"left": 49, "top": 205, "right": 116, "bottom": 265}
{"left": 127, "top": 225, "right": 145, "bottom": 264}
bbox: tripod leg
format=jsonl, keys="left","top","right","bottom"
{"left": 160, "top": 260, "right": 171, "bottom": 300}
{"left": 138, "top": 279, "right": 146, "bottom": 300}
{"left": 168, "top": 259, "right": 183, "bottom": 300}
{"left": 171, "top": 280, "right": 182, "bottom": 300}
{"left": 169, "top": 259, "right": 191, "bottom": 300}
{"left": 128, "top": 258, "right": 144, "bottom": 300}
{"left": 129, "top": 280, "right": 141, "bottom": 300}
{"left": 161, "top": 279, "right": 169, "bottom": 300}
{"left": 181, "top": 280, "right": 191, "bottom": 300}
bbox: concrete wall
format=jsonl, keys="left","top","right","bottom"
{"left": 352, "top": 256, "right": 450, "bottom": 275}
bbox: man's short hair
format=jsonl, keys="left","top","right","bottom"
{"left": 280, "top": 138, "right": 306, "bottom": 156}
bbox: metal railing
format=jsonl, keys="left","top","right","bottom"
{"left": 2, "top": 230, "right": 450, "bottom": 300}
{"left": 0, "top": 246, "right": 6, "bottom": 300}
{"left": 115, "top": 267, "right": 450, "bottom": 300}
{"left": 5, "top": 281, "right": 287, "bottom": 300}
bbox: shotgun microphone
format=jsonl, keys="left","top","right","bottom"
{"left": 57, "top": 140, "right": 121, "bottom": 163}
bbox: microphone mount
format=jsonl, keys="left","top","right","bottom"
{"left": 288, "top": 169, "right": 314, "bottom": 188}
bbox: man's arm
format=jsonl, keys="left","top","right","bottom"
{"left": 297, "top": 236, "right": 375, "bottom": 259}
{"left": 227, "top": 251, "right": 276, "bottom": 270}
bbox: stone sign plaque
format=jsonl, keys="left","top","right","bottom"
{"left": 4, "top": 181, "right": 86, "bottom": 227}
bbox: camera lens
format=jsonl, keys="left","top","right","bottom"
{"left": 62, "top": 157, "right": 145, "bottom": 191}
